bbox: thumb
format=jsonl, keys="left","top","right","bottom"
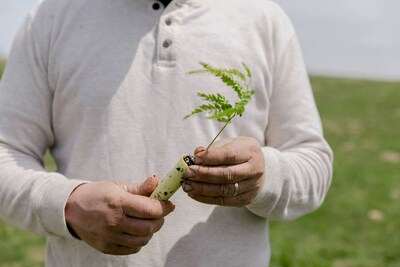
{"left": 124, "top": 175, "right": 159, "bottom": 196}
{"left": 194, "top": 146, "right": 206, "bottom": 156}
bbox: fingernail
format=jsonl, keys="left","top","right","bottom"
{"left": 194, "top": 146, "right": 206, "bottom": 155}
{"left": 182, "top": 183, "right": 193, "bottom": 192}
{"left": 185, "top": 168, "right": 194, "bottom": 178}
{"left": 194, "top": 157, "right": 203, "bottom": 165}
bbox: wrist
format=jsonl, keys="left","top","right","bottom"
{"left": 66, "top": 222, "right": 81, "bottom": 239}
{"left": 65, "top": 183, "right": 87, "bottom": 240}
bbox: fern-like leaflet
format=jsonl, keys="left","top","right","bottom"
{"left": 184, "top": 62, "right": 255, "bottom": 150}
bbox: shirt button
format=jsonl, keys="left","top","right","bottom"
{"left": 152, "top": 2, "right": 161, "bottom": 10}
{"left": 165, "top": 18, "right": 172, "bottom": 26}
{"left": 163, "top": 39, "right": 172, "bottom": 48}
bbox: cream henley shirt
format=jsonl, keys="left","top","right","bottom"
{"left": 0, "top": 0, "right": 333, "bottom": 266}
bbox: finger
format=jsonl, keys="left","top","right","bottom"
{"left": 193, "top": 139, "right": 233, "bottom": 157}
{"left": 183, "top": 177, "right": 258, "bottom": 197}
{"left": 121, "top": 194, "right": 175, "bottom": 219}
{"left": 113, "top": 233, "right": 152, "bottom": 249}
{"left": 101, "top": 244, "right": 142, "bottom": 255}
{"left": 207, "top": 138, "right": 234, "bottom": 149}
{"left": 194, "top": 140, "right": 251, "bottom": 166}
{"left": 136, "top": 175, "right": 159, "bottom": 196}
{"left": 119, "top": 216, "right": 165, "bottom": 237}
{"left": 188, "top": 190, "right": 257, "bottom": 207}
{"left": 194, "top": 146, "right": 206, "bottom": 156}
{"left": 186, "top": 162, "right": 262, "bottom": 184}
{"left": 115, "top": 176, "right": 159, "bottom": 196}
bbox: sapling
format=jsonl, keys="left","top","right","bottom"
{"left": 184, "top": 62, "right": 255, "bottom": 149}
{"left": 150, "top": 62, "right": 255, "bottom": 200}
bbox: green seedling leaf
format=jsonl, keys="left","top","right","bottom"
{"left": 185, "top": 62, "right": 255, "bottom": 149}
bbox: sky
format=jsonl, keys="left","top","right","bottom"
{"left": 275, "top": 0, "right": 400, "bottom": 80}
{"left": 0, "top": 0, "right": 399, "bottom": 80}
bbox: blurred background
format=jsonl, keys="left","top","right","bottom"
{"left": 1, "top": 0, "right": 399, "bottom": 80}
{"left": 0, "top": 1, "right": 399, "bottom": 266}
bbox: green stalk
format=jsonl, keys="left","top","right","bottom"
{"left": 206, "top": 114, "right": 236, "bottom": 150}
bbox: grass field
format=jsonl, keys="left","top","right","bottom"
{"left": 269, "top": 77, "right": 400, "bottom": 267}
{"left": 1, "top": 59, "right": 399, "bottom": 266}
{"left": 0, "top": 60, "right": 5, "bottom": 77}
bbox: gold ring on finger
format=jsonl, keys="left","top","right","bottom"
{"left": 233, "top": 182, "right": 240, "bottom": 197}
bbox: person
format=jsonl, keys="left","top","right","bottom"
{"left": 0, "top": 0, "right": 333, "bottom": 266}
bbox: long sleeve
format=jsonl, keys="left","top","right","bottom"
{"left": 0, "top": 11, "right": 86, "bottom": 237}
{"left": 246, "top": 33, "right": 333, "bottom": 220}
{"left": 1, "top": 0, "right": 334, "bottom": 265}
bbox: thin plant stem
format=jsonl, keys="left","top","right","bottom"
{"left": 206, "top": 114, "right": 236, "bottom": 150}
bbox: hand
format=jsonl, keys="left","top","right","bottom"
{"left": 65, "top": 176, "right": 175, "bottom": 255}
{"left": 183, "top": 136, "right": 265, "bottom": 207}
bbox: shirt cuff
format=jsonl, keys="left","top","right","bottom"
{"left": 246, "top": 146, "right": 286, "bottom": 218}
{"left": 33, "top": 173, "right": 89, "bottom": 239}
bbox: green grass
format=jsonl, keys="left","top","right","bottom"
{"left": 269, "top": 77, "right": 400, "bottom": 267}
{"left": 1, "top": 59, "right": 400, "bottom": 266}
{"left": 0, "top": 221, "right": 46, "bottom": 267}
{"left": 0, "top": 59, "right": 5, "bottom": 76}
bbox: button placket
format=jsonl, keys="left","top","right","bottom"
{"left": 155, "top": 1, "right": 188, "bottom": 67}
{"left": 163, "top": 16, "right": 173, "bottom": 50}
{"left": 165, "top": 17, "right": 172, "bottom": 26}
{"left": 162, "top": 39, "right": 172, "bottom": 48}
{"left": 157, "top": 26, "right": 174, "bottom": 64}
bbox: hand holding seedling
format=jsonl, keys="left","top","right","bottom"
{"left": 182, "top": 63, "right": 265, "bottom": 206}
{"left": 183, "top": 137, "right": 265, "bottom": 206}
{"left": 65, "top": 176, "right": 175, "bottom": 255}
{"left": 151, "top": 62, "right": 264, "bottom": 204}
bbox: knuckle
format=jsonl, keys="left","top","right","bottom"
{"left": 238, "top": 193, "right": 253, "bottom": 206}
{"left": 128, "top": 235, "right": 151, "bottom": 247}
{"left": 243, "top": 197, "right": 252, "bottom": 206}
{"left": 244, "top": 137, "right": 262, "bottom": 158}
{"left": 105, "top": 194, "right": 120, "bottom": 210}
{"left": 141, "top": 235, "right": 152, "bottom": 246}
{"left": 140, "top": 235, "right": 153, "bottom": 247}
{"left": 140, "top": 222, "right": 155, "bottom": 237}
{"left": 104, "top": 215, "right": 121, "bottom": 232}
{"left": 243, "top": 136, "right": 258, "bottom": 148}
{"left": 218, "top": 184, "right": 230, "bottom": 196}
{"left": 125, "top": 235, "right": 153, "bottom": 248}
{"left": 131, "top": 247, "right": 142, "bottom": 254}
{"left": 142, "top": 201, "right": 156, "bottom": 217}
{"left": 154, "top": 218, "right": 165, "bottom": 233}
{"left": 144, "top": 223, "right": 155, "bottom": 236}
{"left": 145, "top": 219, "right": 164, "bottom": 236}
{"left": 223, "top": 145, "right": 238, "bottom": 164}
{"left": 255, "top": 167, "right": 264, "bottom": 178}
{"left": 222, "top": 167, "right": 235, "bottom": 182}
{"left": 103, "top": 198, "right": 124, "bottom": 231}
{"left": 249, "top": 137, "right": 259, "bottom": 148}
{"left": 249, "top": 160, "right": 264, "bottom": 178}
{"left": 104, "top": 210, "right": 120, "bottom": 227}
{"left": 143, "top": 224, "right": 153, "bottom": 236}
